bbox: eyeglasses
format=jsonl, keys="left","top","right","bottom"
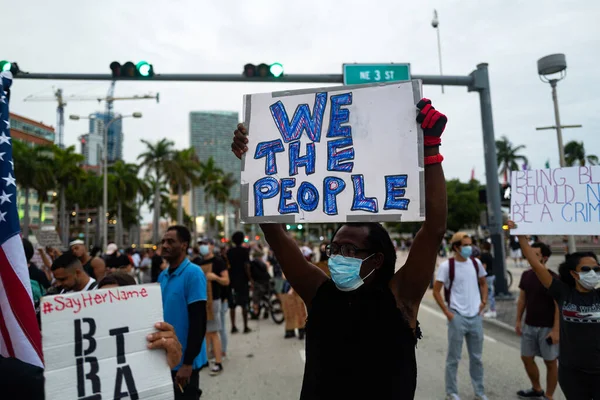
{"left": 580, "top": 266, "right": 600, "bottom": 273}
{"left": 326, "top": 243, "right": 371, "bottom": 258}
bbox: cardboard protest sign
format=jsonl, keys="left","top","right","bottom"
{"left": 42, "top": 284, "right": 174, "bottom": 400}
{"left": 240, "top": 81, "right": 425, "bottom": 223}
{"left": 510, "top": 166, "right": 600, "bottom": 235}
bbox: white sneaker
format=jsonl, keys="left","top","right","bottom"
{"left": 445, "top": 394, "right": 461, "bottom": 400}
{"left": 484, "top": 311, "right": 497, "bottom": 318}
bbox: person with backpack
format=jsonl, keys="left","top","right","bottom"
{"left": 433, "top": 232, "right": 489, "bottom": 400}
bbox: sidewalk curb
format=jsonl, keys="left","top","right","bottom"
{"left": 482, "top": 317, "right": 515, "bottom": 334}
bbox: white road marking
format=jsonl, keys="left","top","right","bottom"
{"left": 299, "top": 349, "right": 306, "bottom": 362}
{"left": 420, "top": 304, "right": 498, "bottom": 343}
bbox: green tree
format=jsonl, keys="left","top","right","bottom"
{"left": 138, "top": 139, "right": 175, "bottom": 243}
{"left": 564, "top": 141, "right": 599, "bottom": 167}
{"left": 109, "top": 161, "right": 144, "bottom": 247}
{"left": 12, "top": 141, "right": 54, "bottom": 238}
{"left": 166, "top": 148, "right": 202, "bottom": 225}
{"left": 496, "top": 136, "right": 528, "bottom": 184}
{"left": 52, "top": 145, "right": 84, "bottom": 244}
{"left": 446, "top": 179, "right": 485, "bottom": 232}
{"left": 198, "top": 157, "right": 223, "bottom": 236}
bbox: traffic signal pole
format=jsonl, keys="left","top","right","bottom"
{"left": 14, "top": 64, "right": 510, "bottom": 296}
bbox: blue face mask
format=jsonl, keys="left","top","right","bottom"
{"left": 460, "top": 245, "right": 473, "bottom": 259}
{"left": 199, "top": 245, "right": 210, "bottom": 256}
{"left": 328, "top": 254, "right": 375, "bottom": 292}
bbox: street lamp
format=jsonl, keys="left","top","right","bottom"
{"left": 431, "top": 10, "right": 444, "bottom": 94}
{"left": 537, "top": 53, "right": 576, "bottom": 253}
{"left": 70, "top": 112, "right": 142, "bottom": 252}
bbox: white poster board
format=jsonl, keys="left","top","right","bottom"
{"left": 510, "top": 166, "right": 600, "bottom": 235}
{"left": 240, "top": 80, "right": 425, "bottom": 224}
{"left": 42, "top": 284, "right": 174, "bottom": 400}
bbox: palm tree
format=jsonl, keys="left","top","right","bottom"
{"left": 496, "top": 136, "right": 528, "bottom": 184}
{"left": 13, "top": 141, "right": 54, "bottom": 238}
{"left": 138, "top": 139, "right": 175, "bottom": 243}
{"left": 109, "top": 161, "right": 144, "bottom": 247}
{"left": 198, "top": 157, "right": 223, "bottom": 236}
{"left": 77, "top": 172, "right": 103, "bottom": 248}
{"left": 52, "top": 146, "right": 84, "bottom": 244}
{"left": 564, "top": 141, "right": 599, "bottom": 167}
{"left": 166, "top": 148, "right": 202, "bottom": 225}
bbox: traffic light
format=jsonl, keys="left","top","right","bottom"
{"left": 110, "top": 61, "right": 154, "bottom": 78}
{"left": 243, "top": 62, "right": 284, "bottom": 78}
{"left": 478, "top": 183, "right": 511, "bottom": 207}
{"left": 0, "top": 61, "right": 20, "bottom": 75}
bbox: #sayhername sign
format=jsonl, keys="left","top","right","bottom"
{"left": 42, "top": 284, "right": 173, "bottom": 400}
{"left": 510, "top": 166, "right": 600, "bottom": 235}
{"left": 241, "top": 81, "right": 425, "bottom": 223}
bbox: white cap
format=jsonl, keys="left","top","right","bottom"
{"left": 105, "top": 243, "right": 118, "bottom": 255}
{"left": 69, "top": 239, "right": 84, "bottom": 247}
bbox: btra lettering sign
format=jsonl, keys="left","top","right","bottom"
{"left": 510, "top": 166, "right": 600, "bottom": 235}
{"left": 241, "top": 81, "right": 425, "bottom": 223}
{"left": 42, "top": 285, "right": 173, "bottom": 400}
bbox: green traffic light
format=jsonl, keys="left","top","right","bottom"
{"left": 136, "top": 61, "right": 151, "bottom": 77}
{"left": 0, "top": 61, "right": 12, "bottom": 72}
{"left": 269, "top": 63, "right": 284, "bottom": 78}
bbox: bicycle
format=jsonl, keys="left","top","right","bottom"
{"left": 249, "top": 280, "right": 285, "bottom": 325}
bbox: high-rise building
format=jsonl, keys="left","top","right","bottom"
{"left": 189, "top": 111, "right": 240, "bottom": 233}
{"left": 79, "top": 133, "right": 103, "bottom": 167}
{"left": 89, "top": 112, "right": 123, "bottom": 162}
{"left": 10, "top": 113, "right": 57, "bottom": 228}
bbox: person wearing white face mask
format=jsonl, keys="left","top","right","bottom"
{"left": 508, "top": 220, "right": 600, "bottom": 399}
{"left": 230, "top": 98, "right": 449, "bottom": 399}
{"left": 433, "top": 232, "right": 489, "bottom": 400}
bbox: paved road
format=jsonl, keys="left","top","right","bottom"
{"left": 199, "top": 304, "right": 565, "bottom": 399}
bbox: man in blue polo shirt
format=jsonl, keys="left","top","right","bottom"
{"left": 159, "top": 225, "right": 207, "bottom": 400}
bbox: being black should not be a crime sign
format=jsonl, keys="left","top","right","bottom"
{"left": 41, "top": 285, "right": 173, "bottom": 400}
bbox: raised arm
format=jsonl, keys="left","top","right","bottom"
{"left": 231, "top": 124, "right": 327, "bottom": 307}
{"left": 391, "top": 99, "right": 447, "bottom": 319}
{"left": 260, "top": 224, "right": 328, "bottom": 308}
{"left": 507, "top": 220, "right": 553, "bottom": 288}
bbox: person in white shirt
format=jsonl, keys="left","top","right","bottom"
{"left": 51, "top": 252, "right": 97, "bottom": 293}
{"left": 433, "top": 232, "right": 489, "bottom": 400}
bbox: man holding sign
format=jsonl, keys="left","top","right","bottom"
{"left": 231, "top": 94, "right": 447, "bottom": 399}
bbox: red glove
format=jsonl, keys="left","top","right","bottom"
{"left": 416, "top": 98, "right": 447, "bottom": 147}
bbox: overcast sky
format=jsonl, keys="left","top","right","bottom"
{"left": 4, "top": 0, "right": 600, "bottom": 221}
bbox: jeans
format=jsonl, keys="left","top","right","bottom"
{"left": 446, "top": 312, "right": 485, "bottom": 397}
{"left": 486, "top": 275, "right": 496, "bottom": 311}
{"left": 171, "top": 369, "right": 201, "bottom": 400}
{"left": 219, "top": 300, "right": 229, "bottom": 355}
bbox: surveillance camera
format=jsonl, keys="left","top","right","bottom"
{"left": 431, "top": 20, "right": 439, "bottom": 28}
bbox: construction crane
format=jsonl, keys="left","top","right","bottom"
{"left": 23, "top": 87, "right": 159, "bottom": 147}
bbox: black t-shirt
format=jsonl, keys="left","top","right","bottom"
{"left": 250, "top": 259, "right": 271, "bottom": 283}
{"left": 549, "top": 278, "right": 600, "bottom": 373}
{"left": 269, "top": 255, "right": 282, "bottom": 278}
{"left": 106, "top": 253, "right": 130, "bottom": 270}
{"left": 227, "top": 246, "right": 250, "bottom": 288}
{"left": 480, "top": 252, "right": 494, "bottom": 276}
{"left": 301, "top": 280, "right": 420, "bottom": 399}
{"left": 82, "top": 258, "right": 95, "bottom": 280}
{"left": 509, "top": 237, "right": 521, "bottom": 251}
{"left": 151, "top": 254, "right": 163, "bottom": 283}
{"left": 519, "top": 269, "right": 558, "bottom": 328}
{"left": 28, "top": 262, "right": 50, "bottom": 289}
{"left": 198, "top": 256, "right": 227, "bottom": 300}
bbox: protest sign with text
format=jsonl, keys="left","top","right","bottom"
{"left": 42, "top": 284, "right": 173, "bottom": 400}
{"left": 510, "top": 166, "right": 600, "bottom": 235}
{"left": 240, "top": 81, "right": 425, "bottom": 223}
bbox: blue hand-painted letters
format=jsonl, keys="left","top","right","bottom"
{"left": 252, "top": 91, "right": 412, "bottom": 217}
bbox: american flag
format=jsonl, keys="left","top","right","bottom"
{"left": 0, "top": 71, "right": 44, "bottom": 368}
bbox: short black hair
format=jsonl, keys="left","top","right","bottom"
{"left": 51, "top": 252, "right": 82, "bottom": 272}
{"left": 98, "top": 272, "right": 136, "bottom": 288}
{"left": 531, "top": 242, "right": 552, "bottom": 259}
{"left": 232, "top": 231, "right": 244, "bottom": 246}
{"left": 558, "top": 251, "right": 598, "bottom": 287}
{"left": 167, "top": 225, "right": 191, "bottom": 246}
{"left": 332, "top": 223, "right": 396, "bottom": 287}
{"left": 22, "top": 238, "right": 34, "bottom": 263}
